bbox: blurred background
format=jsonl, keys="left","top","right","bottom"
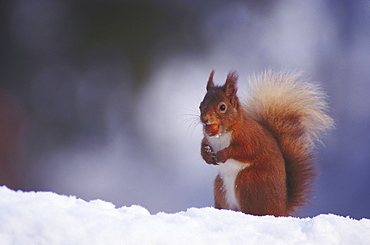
{"left": 0, "top": 0, "right": 369, "bottom": 219}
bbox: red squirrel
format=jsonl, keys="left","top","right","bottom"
{"left": 199, "top": 70, "right": 334, "bottom": 216}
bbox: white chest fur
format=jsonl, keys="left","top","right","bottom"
{"left": 206, "top": 132, "right": 248, "bottom": 210}
{"left": 206, "top": 131, "right": 232, "bottom": 152}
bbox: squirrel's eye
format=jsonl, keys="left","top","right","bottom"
{"left": 219, "top": 103, "right": 227, "bottom": 112}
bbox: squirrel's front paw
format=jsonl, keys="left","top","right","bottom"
{"left": 214, "top": 151, "right": 227, "bottom": 163}
{"left": 201, "top": 145, "right": 218, "bottom": 165}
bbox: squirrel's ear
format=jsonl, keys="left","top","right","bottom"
{"left": 225, "top": 70, "right": 238, "bottom": 97}
{"left": 206, "top": 70, "right": 215, "bottom": 91}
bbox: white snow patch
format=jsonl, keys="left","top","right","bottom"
{"left": 0, "top": 186, "right": 369, "bottom": 244}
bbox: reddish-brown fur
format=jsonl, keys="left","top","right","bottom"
{"left": 200, "top": 70, "right": 333, "bottom": 216}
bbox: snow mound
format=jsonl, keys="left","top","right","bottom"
{"left": 0, "top": 186, "right": 368, "bottom": 244}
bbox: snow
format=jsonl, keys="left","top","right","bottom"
{"left": 0, "top": 186, "right": 369, "bottom": 244}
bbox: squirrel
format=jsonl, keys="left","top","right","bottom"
{"left": 199, "top": 70, "right": 334, "bottom": 216}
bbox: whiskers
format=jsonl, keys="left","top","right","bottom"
{"left": 178, "top": 107, "right": 202, "bottom": 136}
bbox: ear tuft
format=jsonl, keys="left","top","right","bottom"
{"left": 206, "top": 70, "right": 215, "bottom": 91}
{"left": 224, "top": 70, "right": 238, "bottom": 97}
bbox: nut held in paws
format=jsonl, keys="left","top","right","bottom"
{"left": 205, "top": 124, "right": 219, "bottom": 136}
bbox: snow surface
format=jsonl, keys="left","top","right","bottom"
{"left": 0, "top": 186, "right": 369, "bottom": 244}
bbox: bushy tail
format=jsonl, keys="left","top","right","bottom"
{"left": 243, "top": 70, "right": 334, "bottom": 214}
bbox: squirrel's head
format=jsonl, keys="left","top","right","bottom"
{"left": 199, "top": 70, "right": 241, "bottom": 137}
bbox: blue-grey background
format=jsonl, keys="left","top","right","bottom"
{"left": 1, "top": 1, "right": 369, "bottom": 219}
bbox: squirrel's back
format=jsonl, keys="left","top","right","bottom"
{"left": 243, "top": 70, "right": 334, "bottom": 214}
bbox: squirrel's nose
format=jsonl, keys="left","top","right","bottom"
{"left": 201, "top": 117, "right": 209, "bottom": 125}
